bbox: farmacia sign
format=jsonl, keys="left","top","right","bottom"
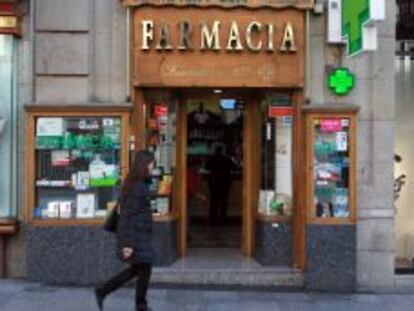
{"left": 140, "top": 20, "right": 298, "bottom": 53}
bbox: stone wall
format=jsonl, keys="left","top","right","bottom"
{"left": 308, "top": 1, "right": 396, "bottom": 290}
{"left": 34, "top": 0, "right": 128, "bottom": 104}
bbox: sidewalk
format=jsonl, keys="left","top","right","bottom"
{"left": 1, "top": 279, "right": 414, "bottom": 311}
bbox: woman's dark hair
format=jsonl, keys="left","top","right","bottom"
{"left": 121, "top": 150, "right": 154, "bottom": 195}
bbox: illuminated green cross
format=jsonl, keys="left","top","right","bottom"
{"left": 342, "top": 0, "right": 371, "bottom": 56}
{"left": 328, "top": 68, "right": 355, "bottom": 96}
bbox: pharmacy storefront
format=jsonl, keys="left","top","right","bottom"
{"left": 24, "top": 0, "right": 367, "bottom": 291}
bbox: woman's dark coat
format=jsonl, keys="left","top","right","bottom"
{"left": 116, "top": 181, "right": 154, "bottom": 264}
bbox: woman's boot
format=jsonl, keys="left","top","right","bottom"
{"left": 94, "top": 287, "right": 105, "bottom": 311}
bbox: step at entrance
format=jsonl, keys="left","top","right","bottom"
{"left": 152, "top": 248, "right": 304, "bottom": 288}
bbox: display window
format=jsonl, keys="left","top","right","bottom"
{"left": 142, "top": 93, "right": 177, "bottom": 216}
{"left": 258, "top": 94, "right": 294, "bottom": 218}
{"left": 313, "top": 118, "right": 350, "bottom": 218}
{"left": 0, "top": 34, "right": 17, "bottom": 219}
{"left": 25, "top": 107, "right": 130, "bottom": 224}
{"left": 304, "top": 110, "right": 357, "bottom": 224}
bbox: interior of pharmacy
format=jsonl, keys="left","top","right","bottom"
{"left": 186, "top": 97, "right": 244, "bottom": 248}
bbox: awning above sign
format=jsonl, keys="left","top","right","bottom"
{"left": 122, "top": 0, "right": 314, "bottom": 9}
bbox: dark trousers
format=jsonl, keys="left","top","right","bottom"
{"left": 209, "top": 184, "right": 230, "bottom": 223}
{"left": 99, "top": 263, "right": 152, "bottom": 307}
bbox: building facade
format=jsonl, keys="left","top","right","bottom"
{"left": 0, "top": 0, "right": 397, "bottom": 291}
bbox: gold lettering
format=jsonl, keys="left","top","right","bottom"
{"left": 141, "top": 20, "right": 154, "bottom": 51}
{"left": 200, "top": 21, "right": 221, "bottom": 51}
{"left": 178, "top": 21, "right": 193, "bottom": 50}
{"left": 226, "top": 21, "right": 243, "bottom": 51}
{"left": 267, "top": 24, "right": 275, "bottom": 52}
{"left": 156, "top": 23, "right": 173, "bottom": 51}
{"left": 246, "top": 22, "right": 263, "bottom": 52}
{"left": 280, "top": 22, "right": 297, "bottom": 52}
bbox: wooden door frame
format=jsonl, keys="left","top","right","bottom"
{"left": 177, "top": 95, "right": 188, "bottom": 257}
{"left": 242, "top": 92, "right": 261, "bottom": 256}
{"left": 292, "top": 91, "right": 306, "bottom": 269}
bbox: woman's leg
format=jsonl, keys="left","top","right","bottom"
{"left": 97, "top": 265, "right": 137, "bottom": 297}
{"left": 135, "top": 263, "right": 152, "bottom": 309}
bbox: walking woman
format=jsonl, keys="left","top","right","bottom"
{"left": 95, "top": 150, "right": 155, "bottom": 311}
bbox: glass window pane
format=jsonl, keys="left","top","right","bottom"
{"left": 313, "top": 118, "right": 350, "bottom": 218}
{"left": 144, "top": 98, "right": 177, "bottom": 215}
{"left": 0, "top": 35, "right": 15, "bottom": 218}
{"left": 258, "top": 95, "right": 293, "bottom": 216}
{"left": 34, "top": 117, "right": 122, "bottom": 219}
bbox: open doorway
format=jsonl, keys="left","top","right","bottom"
{"left": 186, "top": 96, "right": 244, "bottom": 248}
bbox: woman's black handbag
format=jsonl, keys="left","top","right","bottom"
{"left": 104, "top": 202, "right": 120, "bottom": 232}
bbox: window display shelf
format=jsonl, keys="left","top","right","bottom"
{"left": 25, "top": 105, "right": 131, "bottom": 226}
{"left": 152, "top": 212, "right": 179, "bottom": 222}
{"left": 256, "top": 213, "right": 291, "bottom": 223}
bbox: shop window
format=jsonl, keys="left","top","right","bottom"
{"left": 313, "top": 118, "right": 350, "bottom": 218}
{"left": 25, "top": 107, "right": 130, "bottom": 224}
{"left": 303, "top": 109, "right": 357, "bottom": 224}
{"left": 0, "top": 34, "right": 16, "bottom": 218}
{"left": 143, "top": 96, "right": 177, "bottom": 216}
{"left": 258, "top": 95, "right": 293, "bottom": 217}
{"left": 34, "top": 117, "right": 122, "bottom": 219}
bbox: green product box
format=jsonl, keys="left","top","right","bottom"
{"left": 90, "top": 177, "right": 119, "bottom": 187}
{"left": 36, "top": 136, "right": 63, "bottom": 149}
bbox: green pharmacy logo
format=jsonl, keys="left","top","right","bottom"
{"left": 328, "top": 68, "right": 356, "bottom": 96}
{"left": 342, "top": 0, "right": 371, "bottom": 56}
{"left": 328, "top": 0, "right": 385, "bottom": 56}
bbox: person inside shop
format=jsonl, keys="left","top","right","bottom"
{"left": 186, "top": 158, "right": 207, "bottom": 240}
{"left": 95, "top": 150, "right": 155, "bottom": 311}
{"left": 206, "top": 145, "right": 234, "bottom": 225}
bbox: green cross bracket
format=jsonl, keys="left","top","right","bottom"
{"left": 342, "top": 0, "right": 371, "bottom": 56}
{"left": 328, "top": 68, "right": 356, "bottom": 96}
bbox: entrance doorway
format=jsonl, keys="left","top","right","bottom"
{"left": 138, "top": 88, "right": 305, "bottom": 266}
{"left": 186, "top": 96, "right": 244, "bottom": 249}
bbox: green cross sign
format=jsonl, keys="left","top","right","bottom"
{"left": 328, "top": 68, "right": 355, "bottom": 96}
{"left": 342, "top": 0, "right": 371, "bottom": 56}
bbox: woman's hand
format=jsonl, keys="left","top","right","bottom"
{"left": 122, "top": 247, "right": 134, "bottom": 259}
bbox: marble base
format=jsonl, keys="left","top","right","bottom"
{"left": 26, "top": 221, "right": 178, "bottom": 285}
{"left": 306, "top": 225, "right": 356, "bottom": 292}
{"left": 254, "top": 221, "right": 292, "bottom": 266}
